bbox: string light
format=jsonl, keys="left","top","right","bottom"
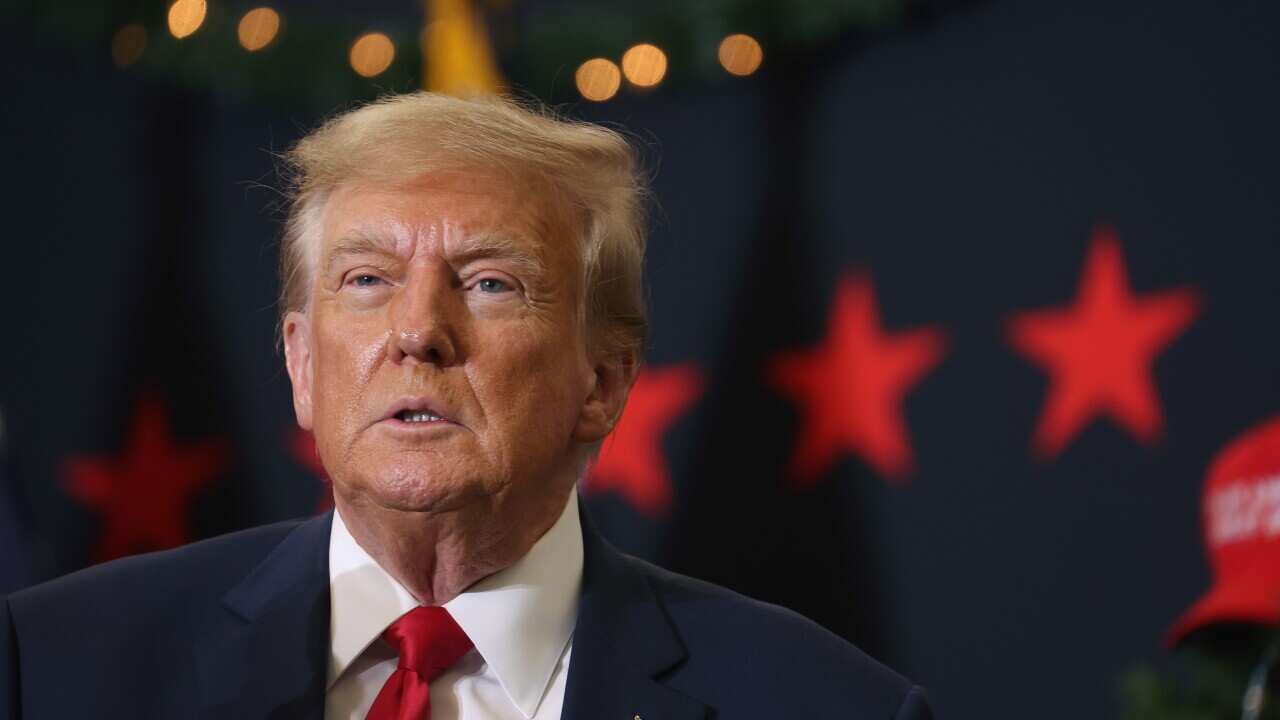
{"left": 167, "top": 0, "right": 207, "bottom": 39}
{"left": 575, "top": 58, "right": 621, "bottom": 102}
{"left": 350, "top": 32, "right": 395, "bottom": 77}
{"left": 238, "top": 8, "right": 281, "bottom": 52}
{"left": 621, "top": 43, "right": 667, "bottom": 88}
{"left": 718, "top": 33, "right": 763, "bottom": 76}
{"left": 111, "top": 24, "right": 146, "bottom": 68}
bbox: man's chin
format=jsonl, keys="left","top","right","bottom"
{"left": 336, "top": 473, "right": 491, "bottom": 516}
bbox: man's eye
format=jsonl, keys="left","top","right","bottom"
{"left": 350, "top": 274, "right": 384, "bottom": 287}
{"left": 476, "top": 278, "right": 512, "bottom": 293}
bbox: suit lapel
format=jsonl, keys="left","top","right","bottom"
{"left": 195, "top": 512, "right": 333, "bottom": 719}
{"left": 190, "top": 502, "right": 707, "bottom": 719}
{"left": 562, "top": 504, "right": 708, "bottom": 720}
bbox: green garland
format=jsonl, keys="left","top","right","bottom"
{"left": 498, "top": 0, "right": 905, "bottom": 99}
{"left": 23, "top": 0, "right": 419, "bottom": 107}
{"left": 20, "top": 0, "right": 912, "bottom": 107}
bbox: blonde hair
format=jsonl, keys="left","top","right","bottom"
{"left": 278, "top": 91, "right": 649, "bottom": 362}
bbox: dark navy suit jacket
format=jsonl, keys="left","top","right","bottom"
{"left": 0, "top": 506, "right": 932, "bottom": 718}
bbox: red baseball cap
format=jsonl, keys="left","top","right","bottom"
{"left": 1167, "top": 416, "right": 1280, "bottom": 647}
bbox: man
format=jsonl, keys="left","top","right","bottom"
{"left": 0, "top": 93, "right": 932, "bottom": 719}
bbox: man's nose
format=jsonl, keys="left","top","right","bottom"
{"left": 387, "top": 267, "right": 461, "bottom": 367}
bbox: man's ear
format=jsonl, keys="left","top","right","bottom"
{"left": 573, "top": 351, "right": 640, "bottom": 444}
{"left": 282, "top": 310, "right": 315, "bottom": 431}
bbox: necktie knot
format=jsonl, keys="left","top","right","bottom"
{"left": 366, "top": 606, "right": 473, "bottom": 719}
{"left": 382, "top": 606, "right": 473, "bottom": 681}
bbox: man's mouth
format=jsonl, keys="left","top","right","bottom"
{"left": 394, "top": 409, "right": 448, "bottom": 424}
{"left": 382, "top": 396, "right": 459, "bottom": 427}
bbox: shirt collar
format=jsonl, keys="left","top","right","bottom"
{"left": 327, "top": 489, "right": 583, "bottom": 719}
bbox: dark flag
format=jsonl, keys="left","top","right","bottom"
{"left": 0, "top": 407, "right": 30, "bottom": 593}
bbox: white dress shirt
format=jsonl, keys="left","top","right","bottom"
{"left": 325, "top": 490, "right": 583, "bottom": 720}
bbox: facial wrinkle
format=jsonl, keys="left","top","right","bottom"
{"left": 357, "top": 330, "right": 390, "bottom": 386}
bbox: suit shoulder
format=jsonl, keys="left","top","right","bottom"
{"left": 627, "top": 556, "right": 921, "bottom": 714}
{"left": 9, "top": 518, "right": 310, "bottom": 615}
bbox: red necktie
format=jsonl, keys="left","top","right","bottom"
{"left": 365, "top": 606, "right": 474, "bottom": 720}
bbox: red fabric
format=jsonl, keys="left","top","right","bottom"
{"left": 366, "top": 606, "right": 474, "bottom": 720}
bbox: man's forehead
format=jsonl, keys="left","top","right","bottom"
{"left": 319, "top": 174, "right": 567, "bottom": 261}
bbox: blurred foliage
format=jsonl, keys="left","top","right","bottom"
{"left": 497, "top": 0, "right": 908, "bottom": 99}
{"left": 15, "top": 0, "right": 924, "bottom": 107}
{"left": 1119, "top": 628, "right": 1280, "bottom": 720}
{"left": 18, "top": 0, "right": 420, "bottom": 108}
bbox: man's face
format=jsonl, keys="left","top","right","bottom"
{"left": 283, "top": 170, "right": 618, "bottom": 516}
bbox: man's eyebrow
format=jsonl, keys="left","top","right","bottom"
{"left": 448, "top": 233, "right": 549, "bottom": 280}
{"left": 322, "top": 231, "right": 399, "bottom": 276}
{"left": 321, "top": 229, "right": 551, "bottom": 280}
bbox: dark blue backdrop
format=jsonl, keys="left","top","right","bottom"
{"left": 6, "top": 1, "right": 1280, "bottom": 717}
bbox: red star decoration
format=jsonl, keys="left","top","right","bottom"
{"left": 1006, "top": 224, "right": 1201, "bottom": 459}
{"left": 585, "top": 364, "right": 703, "bottom": 516}
{"left": 767, "top": 274, "right": 947, "bottom": 486}
{"left": 287, "top": 428, "right": 335, "bottom": 514}
{"left": 63, "top": 394, "right": 228, "bottom": 563}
